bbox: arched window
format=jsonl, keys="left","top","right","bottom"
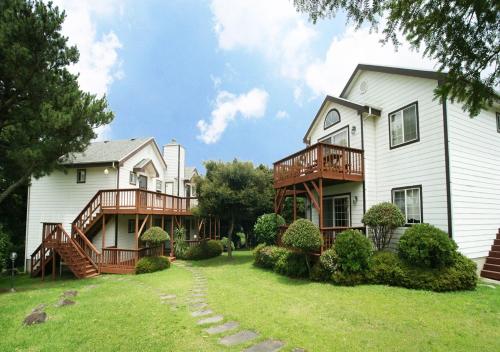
{"left": 324, "top": 109, "right": 340, "bottom": 129}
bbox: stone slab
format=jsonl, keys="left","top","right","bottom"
{"left": 244, "top": 340, "right": 285, "bottom": 352}
{"left": 191, "top": 309, "right": 213, "bottom": 317}
{"left": 204, "top": 321, "right": 239, "bottom": 335}
{"left": 160, "top": 294, "right": 176, "bottom": 299}
{"left": 219, "top": 330, "right": 259, "bottom": 346}
{"left": 197, "top": 315, "right": 223, "bottom": 325}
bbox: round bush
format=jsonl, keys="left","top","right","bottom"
{"left": 135, "top": 256, "right": 170, "bottom": 274}
{"left": 254, "top": 213, "right": 285, "bottom": 245}
{"left": 310, "top": 249, "right": 338, "bottom": 281}
{"left": 334, "top": 229, "right": 372, "bottom": 274}
{"left": 398, "top": 224, "right": 458, "bottom": 268}
{"left": 282, "top": 219, "right": 322, "bottom": 252}
{"left": 185, "top": 240, "right": 223, "bottom": 260}
{"left": 141, "top": 226, "right": 168, "bottom": 245}
{"left": 368, "top": 251, "right": 406, "bottom": 285}
{"left": 273, "top": 250, "right": 308, "bottom": 278}
{"left": 253, "top": 245, "right": 287, "bottom": 269}
{"left": 362, "top": 202, "right": 405, "bottom": 250}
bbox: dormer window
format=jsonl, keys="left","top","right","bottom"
{"left": 324, "top": 109, "right": 341, "bottom": 129}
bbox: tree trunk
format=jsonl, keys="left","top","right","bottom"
{"left": 227, "top": 216, "right": 235, "bottom": 259}
{"left": 0, "top": 171, "right": 31, "bottom": 204}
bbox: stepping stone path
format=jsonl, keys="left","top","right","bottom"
{"left": 23, "top": 311, "right": 47, "bottom": 326}
{"left": 173, "top": 260, "right": 298, "bottom": 351}
{"left": 62, "top": 290, "right": 78, "bottom": 297}
{"left": 31, "top": 304, "right": 46, "bottom": 313}
{"left": 55, "top": 298, "right": 75, "bottom": 307}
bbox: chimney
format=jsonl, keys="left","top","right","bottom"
{"left": 163, "top": 139, "right": 185, "bottom": 196}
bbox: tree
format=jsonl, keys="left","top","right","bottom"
{"left": 194, "top": 160, "right": 274, "bottom": 258}
{"left": 362, "top": 202, "right": 405, "bottom": 250}
{"left": 254, "top": 213, "right": 285, "bottom": 245}
{"left": 0, "top": 0, "right": 114, "bottom": 204}
{"left": 294, "top": 0, "right": 499, "bottom": 116}
{"left": 282, "top": 218, "right": 322, "bottom": 275}
{"left": 141, "top": 226, "right": 168, "bottom": 247}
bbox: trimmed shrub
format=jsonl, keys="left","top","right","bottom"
{"left": 362, "top": 202, "right": 405, "bottom": 250}
{"left": 398, "top": 224, "right": 458, "bottom": 268}
{"left": 368, "top": 251, "right": 406, "bottom": 286}
{"left": 273, "top": 250, "right": 308, "bottom": 278}
{"left": 253, "top": 245, "right": 287, "bottom": 269}
{"left": 331, "top": 271, "right": 367, "bottom": 286}
{"left": 254, "top": 213, "right": 285, "bottom": 245}
{"left": 173, "top": 227, "right": 188, "bottom": 259}
{"left": 310, "top": 248, "right": 338, "bottom": 281}
{"left": 221, "top": 237, "right": 235, "bottom": 252}
{"left": 334, "top": 229, "right": 372, "bottom": 275}
{"left": 185, "top": 240, "right": 223, "bottom": 260}
{"left": 282, "top": 219, "right": 322, "bottom": 252}
{"left": 135, "top": 256, "right": 170, "bottom": 274}
{"left": 141, "top": 226, "right": 168, "bottom": 246}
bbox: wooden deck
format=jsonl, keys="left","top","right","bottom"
{"left": 273, "top": 142, "right": 364, "bottom": 189}
{"left": 100, "top": 245, "right": 165, "bottom": 274}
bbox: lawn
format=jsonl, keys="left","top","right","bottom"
{"left": 1, "top": 250, "right": 500, "bottom": 351}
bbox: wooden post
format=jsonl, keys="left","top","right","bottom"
{"left": 41, "top": 245, "right": 45, "bottom": 281}
{"left": 170, "top": 215, "right": 174, "bottom": 257}
{"left": 161, "top": 215, "right": 164, "bottom": 230}
{"left": 102, "top": 214, "right": 106, "bottom": 250}
{"left": 319, "top": 178, "right": 324, "bottom": 253}
{"left": 293, "top": 184, "right": 297, "bottom": 221}
{"left": 149, "top": 214, "right": 153, "bottom": 228}
{"left": 52, "top": 251, "right": 56, "bottom": 280}
{"left": 135, "top": 214, "right": 139, "bottom": 250}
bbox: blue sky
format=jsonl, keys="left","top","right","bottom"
{"left": 55, "top": 0, "right": 434, "bottom": 171}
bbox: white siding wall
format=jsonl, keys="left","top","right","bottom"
{"left": 163, "top": 143, "right": 186, "bottom": 196}
{"left": 447, "top": 104, "right": 500, "bottom": 258}
{"left": 25, "top": 167, "right": 117, "bottom": 261}
{"left": 346, "top": 71, "right": 448, "bottom": 243}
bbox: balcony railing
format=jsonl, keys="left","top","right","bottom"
{"left": 273, "top": 142, "right": 364, "bottom": 188}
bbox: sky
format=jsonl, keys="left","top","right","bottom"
{"left": 53, "top": 0, "right": 436, "bottom": 171}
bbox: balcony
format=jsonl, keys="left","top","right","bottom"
{"left": 273, "top": 142, "right": 364, "bottom": 189}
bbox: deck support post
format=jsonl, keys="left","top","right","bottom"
{"left": 170, "top": 215, "right": 174, "bottom": 257}
{"left": 319, "top": 178, "right": 324, "bottom": 253}
{"left": 52, "top": 251, "right": 56, "bottom": 280}
{"left": 135, "top": 214, "right": 139, "bottom": 250}
{"left": 102, "top": 214, "right": 106, "bottom": 250}
{"left": 293, "top": 184, "right": 297, "bottom": 221}
{"left": 161, "top": 215, "right": 164, "bottom": 230}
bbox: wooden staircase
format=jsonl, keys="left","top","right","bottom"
{"left": 31, "top": 223, "right": 100, "bottom": 279}
{"left": 481, "top": 229, "right": 500, "bottom": 281}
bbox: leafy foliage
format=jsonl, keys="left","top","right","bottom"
{"left": 282, "top": 219, "right": 322, "bottom": 253}
{"left": 334, "top": 229, "right": 373, "bottom": 274}
{"left": 135, "top": 256, "right": 170, "bottom": 274}
{"left": 367, "top": 251, "right": 407, "bottom": 286}
{"left": 185, "top": 240, "right": 223, "bottom": 260}
{"left": 253, "top": 213, "right": 285, "bottom": 245}
{"left": 310, "top": 248, "right": 338, "bottom": 281}
{"left": 362, "top": 202, "right": 405, "bottom": 250}
{"left": 0, "top": 226, "right": 12, "bottom": 272}
{"left": 194, "top": 160, "right": 274, "bottom": 257}
{"left": 173, "top": 227, "right": 188, "bottom": 259}
{"left": 235, "top": 232, "right": 246, "bottom": 247}
{"left": 220, "top": 237, "right": 235, "bottom": 252}
{"left": 273, "top": 250, "right": 309, "bottom": 278}
{"left": 281, "top": 197, "right": 306, "bottom": 224}
{"left": 253, "top": 245, "right": 287, "bottom": 269}
{"left": 294, "top": 0, "right": 499, "bottom": 117}
{"left": 0, "top": 0, "right": 114, "bottom": 203}
{"left": 398, "top": 224, "right": 458, "bottom": 268}
{"left": 141, "top": 227, "right": 168, "bottom": 246}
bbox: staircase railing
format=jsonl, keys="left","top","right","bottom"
{"left": 72, "top": 225, "right": 101, "bottom": 270}
{"left": 73, "top": 191, "right": 102, "bottom": 230}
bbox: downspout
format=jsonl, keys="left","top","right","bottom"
{"left": 441, "top": 95, "right": 453, "bottom": 238}
{"left": 359, "top": 112, "right": 367, "bottom": 220}
{"left": 24, "top": 182, "right": 31, "bottom": 272}
{"left": 115, "top": 161, "right": 119, "bottom": 246}
{"left": 177, "top": 144, "right": 180, "bottom": 196}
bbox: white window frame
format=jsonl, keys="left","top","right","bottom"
{"left": 156, "top": 180, "right": 162, "bottom": 192}
{"left": 319, "top": 125, "right": 349, "bottom": 147}
{"left": 129, "top": 171, "right": 137, "bottom": 185}
{"left": 391, "top": 186, "right": 422, "bottom": 225}
{"left": 324, "top": 109, "right": 341, "bottom": 129}
{"left": 389, "top": 102, "right": 419, "bottom": 148}
{"left": 323, "top": 194, "right": 351, "bottom": 228}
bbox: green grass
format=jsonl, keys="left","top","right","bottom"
{"left": 1, "top": 251, "right": 500, "bottom": 351}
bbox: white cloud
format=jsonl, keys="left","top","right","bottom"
{"left": 275, "top": 110, "right": 289, "bottom": 119}
{"left": 210, "top": 1, "right": 437, "bottom": 100}
{"left": 304, "top": 26, "right": 437, "bottom": 96}
{"left": 52, "top": 0, "right": 124, "bottom": 140}
{"left": 210, "top": 74, "right": 222, "bottom": 89}
{"left": 197, "top": 89, "right": 269, "bottom": 144}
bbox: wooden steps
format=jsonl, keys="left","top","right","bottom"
{"left": 480, "top": 229, "right": 500, "bottom": 281}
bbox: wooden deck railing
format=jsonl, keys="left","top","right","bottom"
{"left": 100, "top": 245, "right": 164, "bottom": 274}
{"left": 73, "top": 188, "right": 198, "bottom": 231}
{"left": 277, "top": 225, "right": 366, "bottom": 253}
{"left": 273, "top": 142, "right": 364, "bottom": 188}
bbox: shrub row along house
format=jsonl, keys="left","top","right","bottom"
{"left": 273, "top": 64, "right": 500, "bottom": 280}
{"left": 25, "top": 138, "right": 220, "bottom": 278}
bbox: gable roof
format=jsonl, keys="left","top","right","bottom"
{"left": 60, "top": 137, "right": 154, "bottom": 166}
{"left": 340, "top": 64, "right": 445, "bottom": 98}
{"left": 184, "top": 166, "right": 198, "bottom": 180}
{"left": 303, "top": 95, "right": 381, "bottom": 144}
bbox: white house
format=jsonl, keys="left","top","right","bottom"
{"left": 273, "top": 64, "right": 500, "bottom": 280}
{"left": 25, "top": 137, "right": 219, "bottom": 278}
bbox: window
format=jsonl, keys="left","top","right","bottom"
{"left": 324, "top": 109, "right": 341, "bottom": 129}
{"left": 165, "top": 182, "right": 174, "bottom": 194}
{"left": 389, "top": 102, "right": 419, "bottom": 148}
{"left": 156, "top": 180, "right": 162, "bottom": 192}
{"left": 392, "top": 186, "right": 422, "bottom": 224}
{"left": 127, "top": 219, "right": 135, "bottom": 233}
{"left": 322, "top": 194, "right": 351, "bottom": 227}
{"left": 320, "top": 126, "right": 349, "bottom": 146}
{"left": 129, "top": 172, "right": 137, "bottom": 185}
{"left": 76, "top": 169, "right": 86, "bottom": 183}
{"left": 497, "top": 112, "right": 500, "bottom": 133}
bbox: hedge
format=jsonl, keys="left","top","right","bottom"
{"left": 135, "top": 256, "right": 170, "bottom": 274}
{"left": 185, "top": 240, "right": 223, "bottom": 260}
